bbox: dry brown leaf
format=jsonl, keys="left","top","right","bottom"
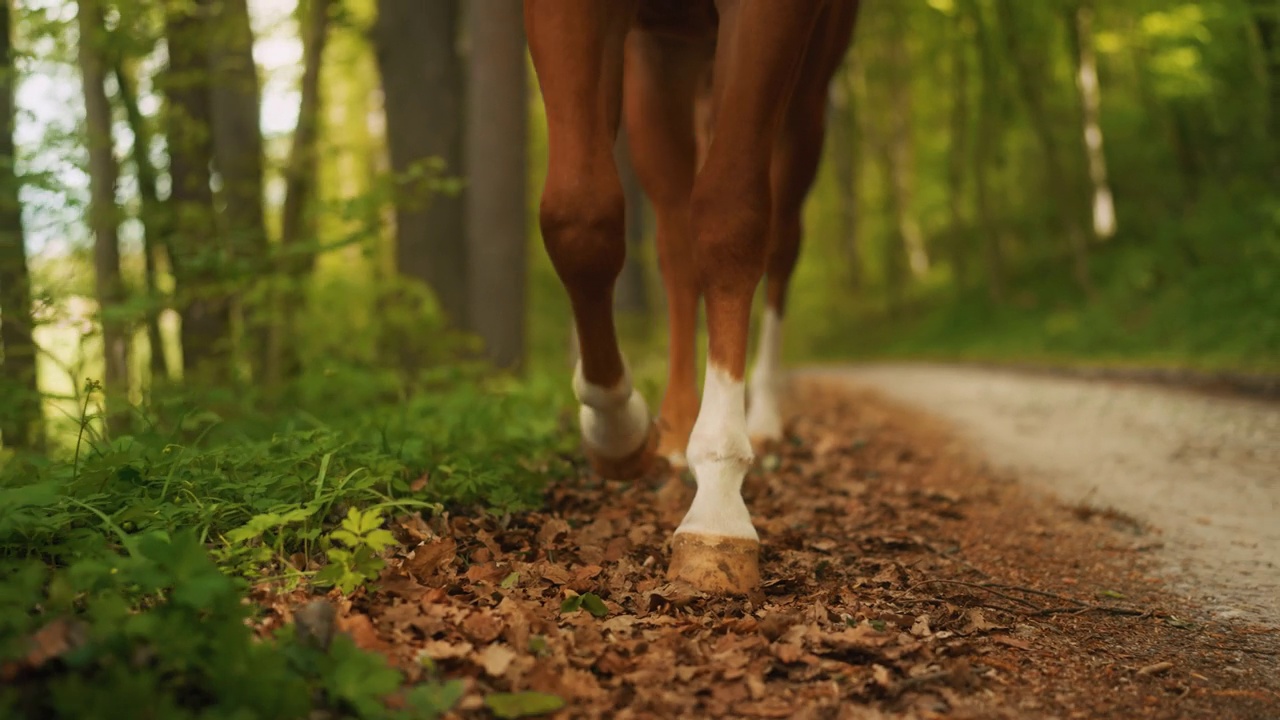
{"left": 406, "top": 538, "right": 456, "bottom": 581}
{"left": 475, "top": 643, "right": 518, "bottom": 677}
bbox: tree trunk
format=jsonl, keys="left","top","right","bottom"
{"left": 78, "top": 0, "right": 130, "bottom": 430}
{"left": 203, "top": 0, "right": 269, "bottom": 377}
{"left": 465, "top": 0, "right": 527, "bottom": 370}
{"left": 269, "top": 0, "right": 332, "bottom": 386}
{"left": 829, "top": 57, "right": 864, "bottom": 290}
{"left": 967, "top": 0, "right": 1006, "bottom": 302}
{"left": 0, "top": 1, "right": 41, "bottom": 450}
{"left": 613, "top": 127, "right": 650, "bottom": 316}
{"left": 1067, "top": 0, "right": 1116, "bottom": 243}
{"left": 373, "top": 0, "right": 469, "bottom": 327}
{"left": 162, "top": 0, "right": 227, "bottom": 382}
{"left": 946, "top": 7, "right": 972, "bottom": 292}
{"left": 113, "top": 57, "right": 172, "bottom": 382}
{"left": 995, "top": 0, "right": 1093, "bottom": 295}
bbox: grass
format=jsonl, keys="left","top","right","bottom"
{"left": 1, "top": 286, "right": 582, "bottom": 718}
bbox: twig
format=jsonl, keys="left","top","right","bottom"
{"left": 904, "top": 579, "right": 1042, "bottom": 611}
{"left": 1026, "top": 605, "right": 1151, "bottom": 617}
{"left": 907, "top": 578, "right": 1153, "bottom": 618}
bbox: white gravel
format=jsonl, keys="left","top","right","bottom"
{"left": 807, "top": 363, "right": 1280, "bottom": 626}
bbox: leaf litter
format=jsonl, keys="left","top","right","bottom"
{"left": 253, "top": 380, "right": 1280, "bottom": 719}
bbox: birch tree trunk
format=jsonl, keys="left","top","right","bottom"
{"left": 1068, "top": 0, "right": 1116, "bottom": 241}
{"left": 78, "top": 0, "right": 130, "bottom": 430}
{"left": 0, "top": 0, "right": 41, "bottom": 449}
{"left": 995, "top": 0, "right": 1093, "bottom": 295}
{"left": 465, "top": 0, "right": 528, "bottom": 370}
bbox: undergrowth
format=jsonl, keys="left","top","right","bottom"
{"left": 0, "top": 355, "right": 578, "bottom": 718}
{"left": 794, "top": 190, "right": 1280, "bottom": 373}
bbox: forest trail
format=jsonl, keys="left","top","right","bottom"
{"left": 256, "top": 377, "right": 1280, "bottom": 719}
{"left": 813, "top": 363, "right": 1280, "bottom": 628}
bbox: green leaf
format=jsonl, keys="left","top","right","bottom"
{"left": 500, "top": 572, "right": 520, "bottom": 589}
{"left": 559, "top": 595, "right": 582, "bottom": 614}
{"left": 363, "top": 528, "right": 397, "bottom": 552}
{"left": 404, "top": 679, "right": 466, "bottom": 718}
{"left": 579, "top": 593, "right": 608, "bottom": 618}
{"left": 484, "top": 691, "right": 565, "bottom": 719}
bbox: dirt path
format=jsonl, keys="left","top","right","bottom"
{"left": 258, "top": 378, "right": 1280, "bottom": 719}
{"left": 812, "top": 364, "right": 1280, "bottom": 627}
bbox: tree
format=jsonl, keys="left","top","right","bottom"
{"left": 203, "top": 0, "right": 269, "bottom": 376}
{"left": 269, "top": 0, "right": 333, "bottom": 386}
{"left": 465, "top": 0, "right": 527, "bottom": 369}
{"left": 161, "top": 0, "right": 226, "bottom": 382}
{"left": 0, "top": 0, "right": 41, "bottom": 449}
{"left": 113, "top": 56, "right": 172, "bottom": 382}
{"left": 995, "top": 0, "right": 1093, "bottom": 294}
{"left": 1067, "top": 0, "right": 1116, "bottom": 242}
{"left": 881, "top": 3, "right": 929, "bottom": 280}
{"left": 373, "top": 0, "right": 469, "bottom": 327}
{"left": 78, "top": 0, "right": 129, "bottom": 428}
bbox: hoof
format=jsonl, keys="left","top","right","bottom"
{"left": 585, "top": 422, "right": 659, "bottom": 481}
{"left": 667, "top": 533, "right": 760, "bottom": 595}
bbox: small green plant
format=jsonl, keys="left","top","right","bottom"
{"left": 559, "top": 591, "right": 609, "bottom": 618}
{"left": 0, "top": 532, "right": 463, "bottom": 720}
{"left": 313, "top": 507, "right": 398, "bottom": 593}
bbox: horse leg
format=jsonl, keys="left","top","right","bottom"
{"left": 668, "top": 0, "right": 828, "bottom": 593}
{"left": 526, "top": 0, "right": 655, "bottom": 479}
{"left": 746, "top": 1, "right": 859, "bottom": 445}
{"left": 623, "top": 31, "right": 712, "bottom": 467}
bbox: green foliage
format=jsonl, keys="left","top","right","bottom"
{"left": 313, "top": 507, "right": 398, "bottom": 593}
{"left": 800, "top": 188, "right": 1280, "bottom": 372}
{"left": 0, "top": 532, "right": 461, "bottom": 720}
{"left": 559, "top": 592, "right": 609, "bottom": 618}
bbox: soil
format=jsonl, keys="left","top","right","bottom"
{"left": 258, "top": 379, "right": 1280, "bottom": 719}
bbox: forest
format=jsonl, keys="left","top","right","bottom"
{"left": 0, "top": 0, "right": 1277, "bottom": 717}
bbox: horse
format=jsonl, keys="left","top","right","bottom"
{"left": 526, "top": 0, "right": 859, "bottom": 594}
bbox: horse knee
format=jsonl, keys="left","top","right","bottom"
{"left": 539, "top": 170, "right": 627, "bottom": 292}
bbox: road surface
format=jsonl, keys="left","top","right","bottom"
{"left": 809, "top": 363, "right": 1280, "bottom": 626}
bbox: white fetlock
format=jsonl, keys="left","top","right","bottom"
{"left": 573, "top": 361, "right": 655, "bottom": 479}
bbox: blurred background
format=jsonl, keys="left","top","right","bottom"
{"left": 1, "top": 0, "right": 1278, "bottom": 453}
